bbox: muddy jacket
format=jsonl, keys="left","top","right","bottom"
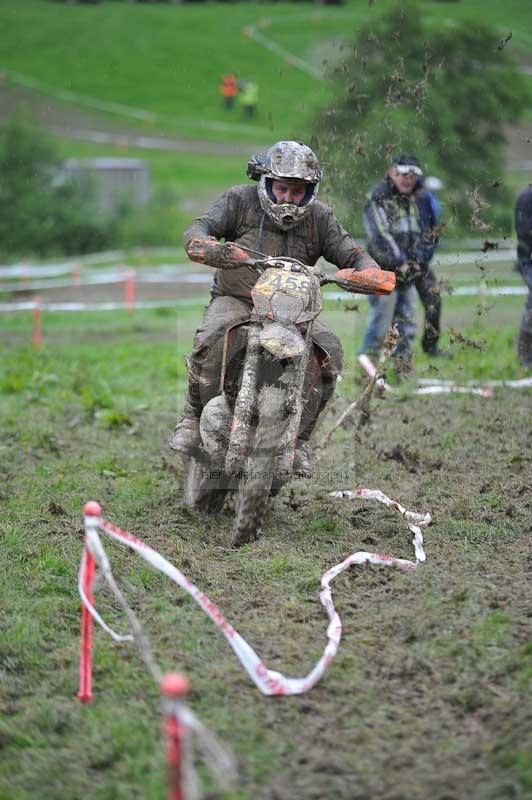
{"left": 363, "top": 177, "right": 439, "bottom": 280}
{"left": 184, "top": 183, "right": 377, "bottom": 299}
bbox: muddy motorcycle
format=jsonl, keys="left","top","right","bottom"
{"left": 184, "top": 240, "right": 395, "bottom": 546}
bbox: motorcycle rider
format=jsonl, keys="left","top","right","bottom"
{"left": 169, "top": 140, "right": 381, "bottom": 475}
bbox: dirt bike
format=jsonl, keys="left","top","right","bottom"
{"left": 183, "top": 239, "right": 395, "bottom": 547}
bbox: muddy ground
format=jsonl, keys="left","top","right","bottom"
{"left": 251, "top": 390, "right": 532, "bottom": 799}
{"left": 1, "top": 296, "right": 531, "bottom": 799}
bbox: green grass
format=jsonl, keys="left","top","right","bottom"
{"left": 55, "top": 138, "right": 246, "bottom": 200}
{"left": 0, "top": 0, "right": 531, "bottom": 142}
{"left": 1, "top": 2, "right": 532, "bottom": 795}
{"left": 1, "top": 294, "right": 531, "bottom": 798}
{"left": 1, "top": 0, "right": 531, "bottom": 244}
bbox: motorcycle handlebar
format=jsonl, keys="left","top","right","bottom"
{"left": 187, "top": 238, "right": 396, "bottom": 296}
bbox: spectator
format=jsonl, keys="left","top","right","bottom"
{"left": 359, "top": 153, "right": 443, "bottom": 372}
{"left": 237, "top": 80, "right": 258, "bottom": 119}
{"left": 416, "top": 175, "right": 446, "bottom": 356}
{"left": 219, "top": 73, "right": 238, "bottom": 110}
{"left": 515, "top": 185, "right": 532, "bottom": 368}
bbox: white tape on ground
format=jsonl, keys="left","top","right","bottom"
{"left": 414, "top": 385, "right": 494, "bottom": 397}
{"left": 356, "top": 354, "right": 531, "bottom": 396}
{"left": 418, "top": 376, "right": 532, "bottom": 389}
{"left": 80, "top": 489, "right": 429, "bottom": 697}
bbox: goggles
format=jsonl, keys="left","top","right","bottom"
{"left": 395, "top": 164, "right": 423, "bottom": 177}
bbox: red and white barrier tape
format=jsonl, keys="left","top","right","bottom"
{"left": 79, "top": 491, "right": 430, "bottom": 698}
{"left": 0, "top": 298, "right": 202, "bottom": 313}
{"left": 357, "top": 354, "right": 532, "bottom": 396}
{"left": 328, "top": 488, "right": 428, "bottom": 563}
{"left": 417, "top": 376, "right": 532, "bottom": 389}
{"left": 79, "top": 504, "right": 237, "bottom": 795}
{"left": 357, "top": 354, "right": 495, "bottom": 396}
{"left": 0, "top": 266, "right": 205, "bottom": 292}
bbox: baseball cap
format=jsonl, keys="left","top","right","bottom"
{"left": 393, "top": 154, "right": 423, "bottom": 177}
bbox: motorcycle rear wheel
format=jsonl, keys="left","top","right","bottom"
{"left": 232, "top": 386, "right": 286, "bottom": 547}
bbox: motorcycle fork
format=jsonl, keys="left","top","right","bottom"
{"left": 274, "top": 352, "right": 310, "bottom": 475}
{"left": 225, "top": 323, "right": 261, "bottom": 476}
{"left": 276, "top": 324, "right": 313, "bottom": 476}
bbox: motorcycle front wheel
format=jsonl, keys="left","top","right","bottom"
{"left": 232, "top": 385, "right": 286, "bottom": 547}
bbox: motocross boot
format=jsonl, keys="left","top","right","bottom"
{"left": 168, "top": 384, "right": 202, "bottom": 455}
{"left": 293, "top": 439, "right": 312, "bottom": 478}
{"left": 293, "top": 375, "right": 335, "bottom": 477}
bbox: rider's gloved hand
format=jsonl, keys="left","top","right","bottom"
{"left": 221, "top": 241, "right": 256, "bottom": 268}
{"left": 187, "top": 237, "right": 255, "bottom": 269}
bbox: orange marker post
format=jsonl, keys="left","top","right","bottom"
{"left": 160, "top": 673, "right": 191, "bottom": 800}
{"left": 71, "top": 261, "right": 82, "bottom": 286}
{"left": 32, "top": 296, "right": 42, "bottom": 348}
{"left": 77, "top": 501, "right": 101, "bottom": 704}
{"left": 124, "top": 268, "right": 136, "bottom": 312}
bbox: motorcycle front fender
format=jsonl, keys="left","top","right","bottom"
{"left": 259, "top": 322, "right": 306, "bottom": 359}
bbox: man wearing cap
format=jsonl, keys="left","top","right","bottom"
{"left": 169, "top": 140, "right": 383, "bottom": 475}
{"left": 359, "top": 154, "right": 444, "bottom": 368}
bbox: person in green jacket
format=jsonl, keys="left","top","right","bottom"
{"left": 237, "top": 80, "right": 258, "bottom": 118}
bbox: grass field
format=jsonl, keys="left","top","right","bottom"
{"left": 1, "top": 0, "right": 532, "bottom": 144}
{"left": 2, "top": 0, "right": 531, "bottom": 247}
{"left": 1, "top": 1, "right": 531, "bottom": 797}
{"left": 1, "top": 287, "right": 531, "bottom": 799}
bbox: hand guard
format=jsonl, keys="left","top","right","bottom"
{"left": 186, "top": 238, "right": 255, "bottom": 270}
{"left": 331, "top": 267, "right": 396, "bottom": 296}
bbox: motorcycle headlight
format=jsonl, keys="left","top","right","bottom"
{"left": 270, "top": 292, "right": 306, "bottom": 324}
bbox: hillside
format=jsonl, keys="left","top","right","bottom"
{"left": 1, "top": 0, "right": 531, "bottom": 145}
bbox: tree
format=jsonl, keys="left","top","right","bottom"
{"left": 311, "top": 2, "right": 530, "bottom": 236}
{"left": 0, "top": 119, "right": 112, "bottom": 258}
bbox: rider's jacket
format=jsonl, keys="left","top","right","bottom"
{"left": 184, "top": 184, "right": 377, "bottom": 300}
{"left": 363, "top": 176, "right": 439, "bottom": 280}
{"left": 515, "top": 186, "right": 532, "bottom": 268}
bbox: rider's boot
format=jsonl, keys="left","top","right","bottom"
{"left": 293, "top": 438, "right": 312, "bottom": 477}
{"left": 293, "top": 375, "right": 335, "bottom": 477}
{"left": 168, "top": 384, "right": 202, "bottom": 455}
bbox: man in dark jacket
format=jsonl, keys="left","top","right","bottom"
{"left": 359, "top": 154, "right": 444, "bottom": 366}
{"left": 169, "top": 140, "right": 381, "bottom": 474}
{"left": 515, "top": 186, "right": 532, "bottom": 368}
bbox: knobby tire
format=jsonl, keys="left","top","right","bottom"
{"left": 232, "top": 386, "right": 286, "bottom": 547}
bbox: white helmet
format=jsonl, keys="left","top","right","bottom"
{"left": 249, "top": 141, "right": 322, "bottom": 230}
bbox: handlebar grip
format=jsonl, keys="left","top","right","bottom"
{"left": 331, "top": 267, "right": 396, "bottom": 296}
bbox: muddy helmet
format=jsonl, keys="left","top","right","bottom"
{"left": 254, "top": 141, "right": 322, "bottom": 230}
